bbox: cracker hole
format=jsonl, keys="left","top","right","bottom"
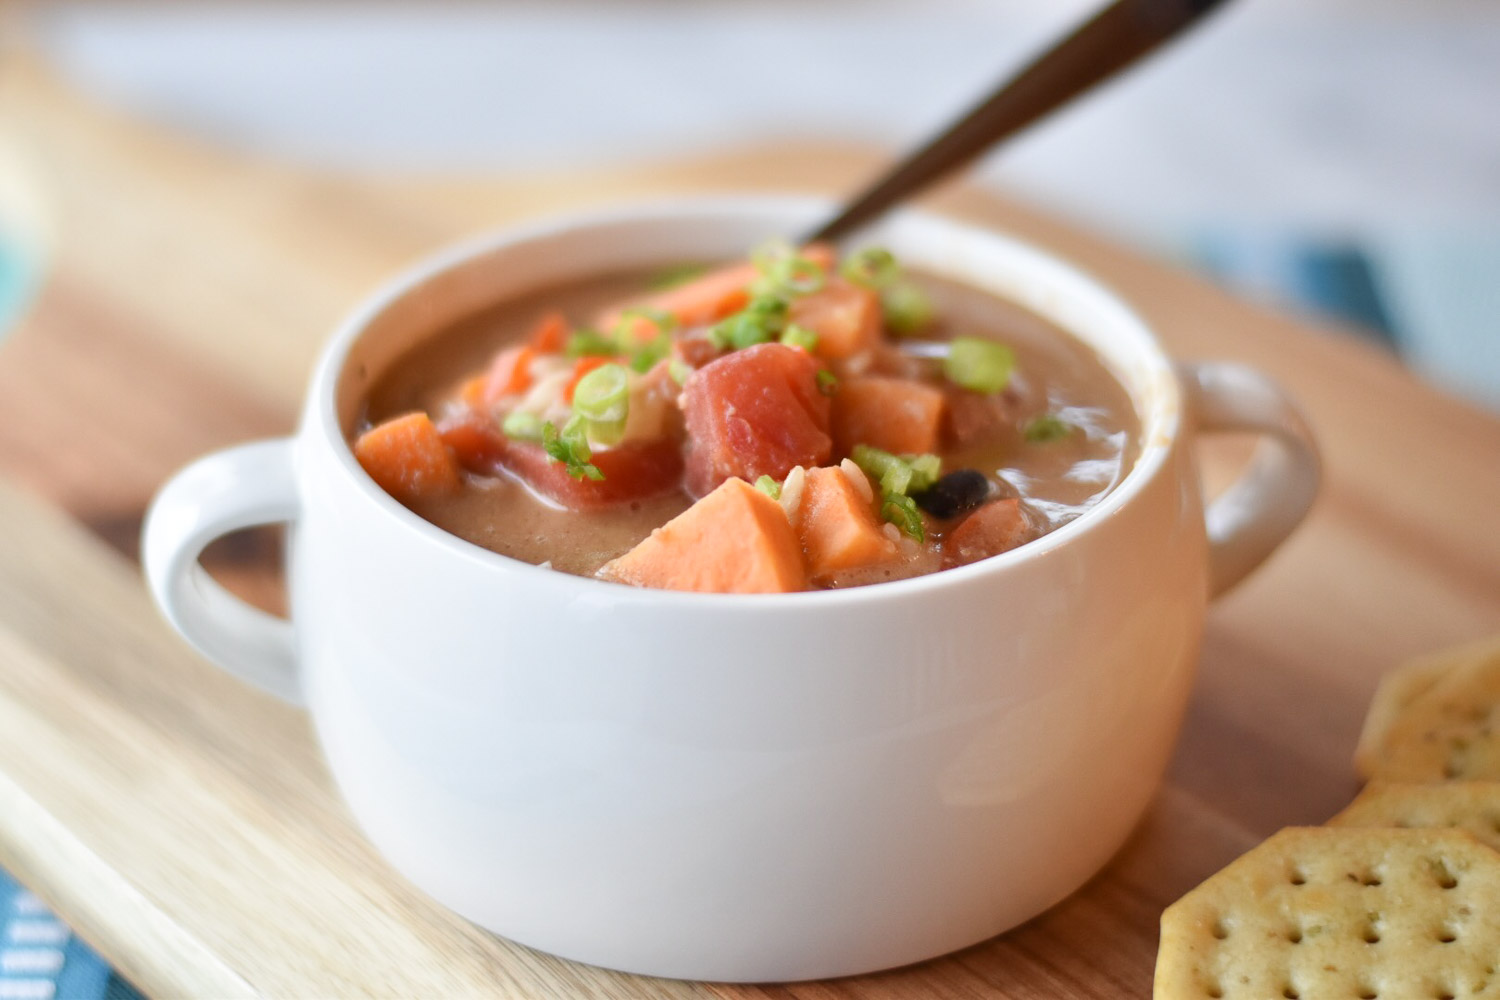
{"left": 1286, "top": 926, "right": 1302, "bottom": 944}
{"left": 1205, "top": 985, "right": 1223, "bottom": 999}
{"left": 1289, "top": 869, "right": 1307, "bottom": 886}
{"left": 1282, "top": 987, "right": 1299, "bottom": 999}
{"left": 1437, "top": 927, "right": 1457, "bottom": 944}
{"left": 1211, "top": 918, "right": 1229, "bottom": 940}
{"left": 1357, "top": 989, "right": 1377, "bottom": 1000}
{"left": 1362, "top": 925, "right": 1381, "bottom": 944}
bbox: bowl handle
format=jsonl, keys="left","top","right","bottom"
{"left": 1180, "top": 362, "right": 1321, "bottom": 597}
{"left": 141, "top": 438, "right": 302, "bottom": 704}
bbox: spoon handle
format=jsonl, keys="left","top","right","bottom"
{"left": 804, "top": 0, "right": 1233, "bottom": 244}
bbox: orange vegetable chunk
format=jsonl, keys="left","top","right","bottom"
{"left": 789, "top": 277, "right": 880, "bottom": 359}
{"left": 605, "top": 478, "right": 806, "bottom": 594}
{"left": 831, "top": 376, "right": 946, "bottom": 456}
{"left": 355, "top": 412, "right": 460, "bottom": 504}
{"left": 528, "top": 311, "right": 567, "bottom": 353}
{"left": 480, "top": 345, "right": 535, "bottom": 407}
{"left": 944, "top": 498, "right": 1033, "bottom": 567}
{"left": 797, "top": 467, "right": 897, "bottom": 580}
{"left": 681, "top": 342, "right": 833, "bottom": 497}
{"left": 596, "top": 244, "right": 837, "bottom": 331}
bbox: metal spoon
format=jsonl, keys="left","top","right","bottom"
{"left": 804, "top": 0, "right": 1233, "bottom": 245}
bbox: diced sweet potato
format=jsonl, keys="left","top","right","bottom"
{"left": 789, "top": 277, "right": 880, "bottom": 359}
{"left": 943, "top": 498, "right": 1034, "bottom": 567}
{"left": 355, "top": 412, "right": 461, "bottom": 503}
{"left": 831, "top": 376, "right": 946, "bottom": 456}
{"left": 596, "top": 245, "right": 837, "bottom": 332}
{"left": 681, "top": 343, "right": 833, "bottom": 498}
{"left": 796, "top": 466, "right": 896, "bottom": 580}
{"left": 604, "top": 478, "right": 806, "bottom": 593}
{"left": 437, "top": 411, "right": 684, "bottom": 511}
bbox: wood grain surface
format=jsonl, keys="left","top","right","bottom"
{"left": 1, "top": 53, "right": 1498, "bottom": 998}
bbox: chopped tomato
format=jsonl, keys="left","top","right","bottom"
{"left": 437, "top": 410, "right": 683, "bottom": 511}
{"left": 681, "top": 342, "right": 832, "bottom": 498}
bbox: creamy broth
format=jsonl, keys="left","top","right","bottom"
{"left": 360, "top": 265, "right": 1138, "bottom": 587}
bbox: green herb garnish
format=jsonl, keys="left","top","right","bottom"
{"left": 571, "top": 362, "right": 630, "bottom": 447}
{"left": 708, "top": 294, "right": 789, "bottom": 351}
{"left": 668, "top": 358, "right": 693, "bottom": 386}
{"left": 815, "top": 370, "right": 839, "bottom": 396}
{"left": 501, "top": 410, "right": 545, "bottom": 442}
{"left": 565, "top": 328, "right": 618, "bottom": 358}
{"left": 755, "top": 475, "right": 781, "bottom": 500}
{"left": 841, "top": 246, "right": 900, "bottom": 289}
{"left": 778, "top": 323, "right": 819, "bottom": 352}
{"left": 1024, "top": 414, "right": 1076, "bottom": 444}
{"left": 851, "top": 444, "right": 941, "bottom": 497}
{"left": 542, "top": 415, "right": 604, "bottom": 481}
{"left": 750, "top": 240, "right": 827, "bottom": 297}
{"left": 880, "top": 492, "right": 925, "bottom": 543}
{"left": 647, "top": 262, "right": 709, "bottom": 291}
{"left": 882, "top": 282, "right": 934, "bottom": 336}
{"left": 944, "top": 337, "right": 1015, "bottom": 394}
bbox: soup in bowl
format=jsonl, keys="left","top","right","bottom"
{"left": 355, "top": 241, "right": 1140, "bottom": 592}
{"left": 143, "top": 197, "right": 1318, "bottom": 981}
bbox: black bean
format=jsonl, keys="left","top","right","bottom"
{"left": 914, "top": 469, "right": 991, "bottom": 519}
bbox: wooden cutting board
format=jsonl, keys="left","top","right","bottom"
{"left": 1, "top": 53, "right": 1498, "bottom": 999}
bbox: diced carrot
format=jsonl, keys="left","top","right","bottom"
{"left": 562, "top": 356, "right": 610, "bottom": 404}
{"left": 796, "top": 466, "right": 896, "bottom": 580}
{"left": 458, "top": 375, "right": 488, "bottom": 411}
{"left": 943, "top": 499, "right": 1034, "bottom": 568}
{"left": 604, "top": 478, "right": 805, "bottom": 594}
{"left": 354, "top": 412, "right": 460, "bottom": 504}
{"left": 528, "top": 311, "right": 568, "bottom": 353}
{"left": 596, "top": 244, "right": 838, "bottom": 332}
{"left": 789, "top": 277, "right": 880, "bottom": 360}
{"left": 480, "top": 345, "right": 535, "bottom": 406}
{"left": 831, "top": 376, "right": 946, "bottom": 456}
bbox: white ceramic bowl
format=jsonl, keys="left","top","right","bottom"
{"left": 143, "top": 197, "right": 1318, "bottom": 982}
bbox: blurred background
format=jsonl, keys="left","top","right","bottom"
{"left": 0, "top": 2, "right": 1497, "bottom": 997}
{"left": 8, "top": 0, "right": 1499, "bottom": 406}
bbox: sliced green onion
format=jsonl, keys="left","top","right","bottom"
{"left": 944, "top": 337, "right": 1015, "bottom": 394}
{"left": 815, "top": 369, "right": 839, "bottom": 396}
{"left": 755, "top": 474, "right": 781, "bottom": 500}
{"left": 751, "top": 240, "right": 826, "bottom": 297}
{"left": 908, "top": 453, "right": 942, "bottom": 492}
{"left": 708, "top": 294, "right": 789, "bottom": 351}
{"left": 501, "top": 410, "right": 545, "bottom": 442}
{"left": 852, "top": 444, "right": 941, "bottom": 496}
{"left": 882, "top": 282, "right": 934, "bottom": 336}
{"left": 571, "top": 363, "right": 630, "bottom": 423}
{"left": 647, "top": 262, "right": 709, "bottom": 291}
{"left": 542, "top": 416, "right": 604, "bottom": 481}
{"left": 668, "top": 358, "right": 693, "bottom": 386}
{"left": 880, "top": 492, "right": 925, "bottom": 543}
{"left": 750, "top": 238, "right": 797, "bottom": 273}
{"left": 778, "top": 323, "right": 819, "bottom": 352}
{"left": 1024, "top": 414, "right": 1076, "bottom": 444}
{"left": 628, "top": 334, "right": 671, "bottom": 373}
{"left": 841, "top": 247, "right": 900, "bottom": 289}
{"left": 565, "top": 328, "right": 618, "bottom": 358}
{"left": 613, "top": 307, "right": 678, "bottom": 345}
